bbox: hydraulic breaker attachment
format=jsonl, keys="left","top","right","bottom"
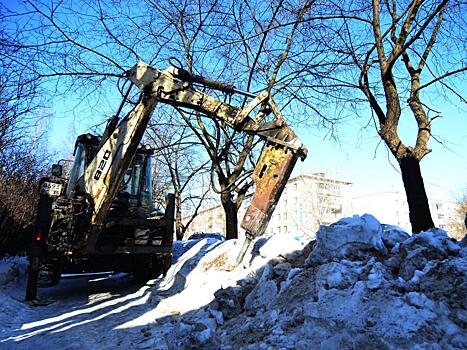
{"left": 235, "top": 143, "right": 301, "bottom": 266}
{"left": 236, "top": 125, "right": 307, "bottom": 265}
{"left": 242, "top": 144, "right": 298, "bottom": 235}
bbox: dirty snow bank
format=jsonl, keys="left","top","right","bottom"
{"left": 123, "top": 234, "right": 307, "bottom": 333}
{"left": 0, "top": 256, "right": 29, "bottom": 336}
{"left": 143, "top": 214, "right": 466, "bottom": 350}
{"left": 0, "top": 256, "right": 28, "bottom": 286}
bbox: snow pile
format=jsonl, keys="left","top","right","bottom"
{"left": 0, "top": 216, "right": 465, "bottom": 350}
{"left": 0, "top": 256, "right": 29, "bottom": 336}
{"left": 141, "top": 214, "right": 466, "bottom": 349}
{"left": 0, "top": 256, "right": 28, "bottom": 286}
{"left": 126, "top": 234, "right": 308, "bottom": 333}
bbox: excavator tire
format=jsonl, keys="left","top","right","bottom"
{"left": 132, "top": 255, "right": 164, "bottom": 282}
{"left": 37, "top": 262, "right": 61, "bottom": 287}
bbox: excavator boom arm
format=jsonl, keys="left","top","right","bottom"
{"left": 81, "top": 61, "right": 307, "bottom": 253}
{"left": 127, "top": 62, "right": 308, "bottom": 239}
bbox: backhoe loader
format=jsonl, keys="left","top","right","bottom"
{"left": 26, "top": 61, "right": 308, "bottom": 301}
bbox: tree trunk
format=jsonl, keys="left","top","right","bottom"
{"left": 175, "top": 191, "right": 183, "bottom": 240}
{"left": 399, "top": 155, "right": 435, "bottom": 233}
{"left": 221, "top": 193, "right": 238, "bottom": 240}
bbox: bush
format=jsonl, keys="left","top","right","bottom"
{"left": 0, "top": 154, "right": 49, "bottom": 255}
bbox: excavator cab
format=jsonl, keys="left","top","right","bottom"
{"left": 65, "top": 134, "right": 154, "bottom": 212}
{"left": 26, "top": 132, "right": 174, "bottom": 297}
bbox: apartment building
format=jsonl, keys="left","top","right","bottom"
{"left": 184, "top": 173, "right": 462, "bottom": 238}
{"left": 265, "top": 173, "right": 352, "bottom": 237}
{"left": 353, "top": 189, "right": 460, "bottom": 233}
{"left": 352, "top": 191, "right": 411, "bottom": 230}
{"left": 183, "top": 173, "right": 353, "bottom": 238}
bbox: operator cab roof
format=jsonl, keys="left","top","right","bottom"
{"left": 74, "top": 133, "right": 154, "bottom": 155}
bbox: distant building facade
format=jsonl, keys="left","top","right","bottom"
{"left": 352, "top": 192, "right": 411, "bottom": 230}
{"left": 265, "top": 173, "right": 352, "bottom": 238}
{"left": 184, "top": 204, "right": 225, "bottom": 237}
{"left": 184, "top": 173, "right": 462, "bottom": 238}
{"left": 353, "top": 190, "right": 460, "bottom": 233}
{"left": 183, "top": 173, "right": 353, "bottom": 239}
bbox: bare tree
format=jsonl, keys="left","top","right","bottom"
{"left": 146, "top": 0, "right": 318, "bottom": 239}
{"left": 0, "top": 12, "right": 53, "bottom": 254}
{"left": 147, "top": 114, "right": 212, "bottom": 240}
{"left": 448, "top": 190, "right": 467, "bottom": 240}
{"left": 0, "top": 25, "right": 46, "bottom": 170}
{"left": 3, "top": 0, "right": 344, "bottom": 240}
{"left": 305, "top": 0, "right": 467, "bottom": 232}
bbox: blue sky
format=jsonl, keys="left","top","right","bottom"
{"left": 8, "top": 0, "right": 461, "bottom": 201}
{"left": 294, "top": 94, "right": 467, "bottom": 199}
{"left": 46, "top": 79, "right": 467, "bottom": 200}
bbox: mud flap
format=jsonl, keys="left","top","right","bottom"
{"left": 163, "top": 193, "right": 175, "bottom": 276}
{"left": 25, "top": 256, "right": 41, "bottom": 302}
{"left": 25, "top": 190, "right": 54, "bottom": 301}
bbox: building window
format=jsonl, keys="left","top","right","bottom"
{"left": 284, "top": 212, "right": 287, "bottom": 220}
{"left": 333, "top": 207, "right": 342, "bottom": 214}
{"left": 331, "top": 185, "right": 341, "bottom": 195}
{"left": 299, "top": 203, "right": 303, "bottom": 225}
{"left": 283, "top": 226, "right": 287, "bottom": 233}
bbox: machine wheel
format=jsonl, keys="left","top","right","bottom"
{"left": 37, "top": 262, "right": 61, "bottom": 287}
{"left": 162, "top": 253, "right": 172, "bottom": 276}
{"left": 132, "top": 255, "right": 164, "bottom": 282}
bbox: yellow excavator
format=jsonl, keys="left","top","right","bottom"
{"left": 26, "top": 61, "right": 308, "bottom": 301}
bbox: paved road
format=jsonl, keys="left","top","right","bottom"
{"left": 0, "top": 273, "right": 154, "bottom": 350}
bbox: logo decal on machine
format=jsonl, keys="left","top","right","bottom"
{"left": 94, "top": 150, "right": 111, "bottom": 180}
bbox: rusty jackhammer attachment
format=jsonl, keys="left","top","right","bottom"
{"left": 235, "top": 231, "right": 256, "bottom": 266}
{"left": 234, "top": 95, "right": 308, "bottom": 268}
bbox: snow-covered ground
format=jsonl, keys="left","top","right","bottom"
{"left": 0, "top": 214, "right": 466, "bottom": 349}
